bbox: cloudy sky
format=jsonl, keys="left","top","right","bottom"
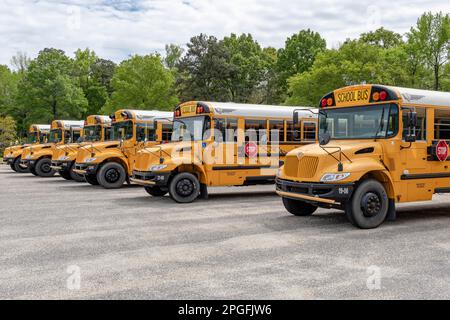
{"left": 0, "top": 0, "right": 449, "bottom": 67}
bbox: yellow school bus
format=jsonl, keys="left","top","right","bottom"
{"left": 50, "top": 115, "right": 112, "bottom": 182}
{"left": 73, "top": 109, "right": 173, "bottom": 189}
{"left": 20, "top": 120, "right": 84, "bottom": 177}
{"left": 3, "top": 124, "right": 50, "bottom": 173}
{"left": 276, "top": 84, "right": 450, "bottom": 229}
{"left": 130, "top": 101, "right": 317, "bottom": 203}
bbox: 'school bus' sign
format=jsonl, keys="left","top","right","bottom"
{"left": 335, "top": 86, "right": 371, "bottom": 106}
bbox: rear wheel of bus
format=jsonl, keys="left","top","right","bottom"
{"left": 345, "top": 179, "right": 388, "bottom": 229}
{"left": 282, "top": 197, "right": 318, "bottom": 216}
{"left": 85, "top": 174, "right": 99, "bottom": 185}
{"left": 97, "top": 162, "right": 126, "bottom": 189}
{"left": 169, "top": 172, "right": 200, "bottom": 203}
{"left": 13, "top": 157, "right": 29, "bottom": 173}
{"left": 144, "top": 186, "right": 168, "bottom": 197}
{"left": 35, "top": 158, "right": 56, "bottom": 177}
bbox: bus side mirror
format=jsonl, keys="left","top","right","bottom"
{"left": 293, "top": 112, "right": 299, "bottom": 126}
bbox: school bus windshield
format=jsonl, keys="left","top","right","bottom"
{"left": 111, "top": 120, "right": 133, "bottom": 141}
{"left": 83, "top": 125, "right": 102, "bottom": 142}
{"left": 319, "top": 103, "right": 398, "bottom": 139}
{"left": 172, "top": 116, "right": 211, "bottom": 142}
{"left": 27, "top": 132, "right": 39, "bottom": 144}
{"left": 49, "top": 129, "right": 62, "bottom": 143}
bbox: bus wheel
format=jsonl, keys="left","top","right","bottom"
{"left": 85, "top": 174, "right": 99, "bottom": 186}
{"left": 29, "top": 165, "right": 38, "bottom": 176}
{"left": 35, "top": 158, "right": 56, "bottom": 177}
{"left": 282, "top": 197, "right": 317, "bottom": 216}
{"left": 59, "top": 170, "right": 73, "bottom": 180}
{"left": 345, "top": 179, "right": 388, "bottom": 229}
{"left": 13, "top": 157, "right": 29, "bottom": 173}
{"left": 97, "top": 162, "right": 126, "bottom": 189}
{"left": 144, "top": 186, "right": 168, "bottom": 197}
{"left": 169, "top": 172, "right": 200, "bottom": 203}
{"left": 10, "top": 163, "right": 17, "bottom": 172}
{"left": 69, "top": 163, "right": 85, "bottom": 182}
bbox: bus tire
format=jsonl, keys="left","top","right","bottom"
{"left": 10, "top": 163, "right": 17, "bottom": 172}
{"left": 59, "top": 170, "right": 73, "bottom": 180}
{"left": 282, "top": 197, "right": 318, "bottom": 216}
{"left": 97, "top": 162, "right": 126, "bottom": 189}
{"left": 169, "top": 172, "right": 200, "bottom": 203}
{"left": 69, "top": 163, "right": 85, "bottom": 182}
{"left": 144, "top": 186, "right": 168, "bottom": 197}
{"left": 85, "top": 174, "right": 99, "bottom": 186}
{"left": 29, "top": 165, "right": 38, "bottom": 176}
{"left": 345, "top": 179, "right": 388, "bottom": 229}
{"left": 35, "top": 158, "right": 56, "bottom": 177}
{"left": 13, "top": 157, "right": 29, "bottom": 173}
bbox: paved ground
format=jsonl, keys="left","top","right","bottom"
{"left": 0, "top": 164, "right": 449, "bottom": 300}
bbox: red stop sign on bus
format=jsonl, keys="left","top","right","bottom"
{"left": 245, "top": 142, "right": 258, "bottom": 158}
{"left": 436, "top": 140, "right": 449, "bottom": 162}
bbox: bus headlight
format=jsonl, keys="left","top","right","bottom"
{"left": 320, "top": 173, "right": 351, "bottom": 182}
{"left": 150, "top": 164, "right": 167, "bottom": 171}
{"left": 85, "top": 157, "right": 96, "bottom": 163}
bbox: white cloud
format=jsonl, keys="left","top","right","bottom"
{"left": 0, "top": 0, "right": 449, "bottom": 67}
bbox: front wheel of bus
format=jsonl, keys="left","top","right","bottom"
{"left": 169, "top": 172, "right": 200, "bottom": 203}
{"left": 35, "top": 158, "right": 56, "bottom": 177}
{"left": 345, "top": 179, "right": 388, "bottom": 229}
{"left": 97, "top": 162, "right": 126, "bottom": 189}
{"left": 13, "top": 157, "right": 29, "bottom": 173}
{"left": 282, "top": 197, "right": 318, "bottom": 216}
{"left": 144, "top": 186, "right": 168, "bottom": 197}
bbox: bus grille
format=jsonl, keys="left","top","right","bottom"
{"left": 298, "top": 156, "right": 319, "bottom": 178}
{"left": 284, "top": 156, "right": 298, "bottom": 177}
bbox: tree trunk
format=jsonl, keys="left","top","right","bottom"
{"left": 434, "top": 64, "right": 439, "bottom": 91}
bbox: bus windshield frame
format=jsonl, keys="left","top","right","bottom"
{"left": 110, "top": 120, "right": 134, "bottom": 141}
{"left": 49, "top": 129, "right": 63, "bottom": 143}
{"left": 171, "top": 116, "right": 211, "bottom": 142}
{"left": 83, "top": 125, "right": 103, "bottom": 142}
{"left": 319, "top": 103, "right": 399, "bottom": 140}
{"left": 27, "top": 132, "right": 39, "bottom": 144}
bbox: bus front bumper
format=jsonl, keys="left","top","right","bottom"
{"left": 50, "top": 161, "right": 72, "bottom": 172}
{"left": 131, "top": 170, "right": 171, "bottom": 187}
{"left": 73, "top": 163, "right": 99, "bottom": 175}
{"left": 276, "top": 178, "right": 354, "bottom": 206}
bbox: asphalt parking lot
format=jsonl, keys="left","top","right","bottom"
{"left": 0, "top": 164, "right": 449, "bottom": 300}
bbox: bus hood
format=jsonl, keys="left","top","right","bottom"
{"left": 281, "top": 140, "right": 385, "bottom": 183}
{"left": 134, "top": 141, "right": 194, "bottom": 172}
{"left": 76, "top": 141, "right": 120, "bottom": 163}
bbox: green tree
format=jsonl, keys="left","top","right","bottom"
{"left": 222, "top": 33, "right": 269, "bottom": 103}
{"left": 359, "top": 27, "right": 403, "bottom": 48}
{"left": 277, "top": 29, "right": 326, "bottom": 95}
{"left": 164, "top": 44, "right": 184, "bottom": 71}
{"left": 10, "top": 51, "right": 31, "bottom": 74}
{"left": 176, "top": 34, "right": 232, "bottom": 101}
{"left": 0, "top": 116, "right": 17, "bottom": 154}
{"left": 103, "top": 54, "right": 178, "bottom": 113}
{"left": 286, "top": 41, "right": 411, "bottom": 106}
{"left": 408, "top": 12, "right": 450, "bottom": 90}
{"left": 16, "top": 48, "right": 88, "bottom": 128}
{"left": 0, "top": 65, "right": 19, "bottom": 116}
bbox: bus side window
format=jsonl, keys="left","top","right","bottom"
{"left": 286, "top": 121, "right": 301, "bottom": 142}
{"left": 72, "top": 131, "right": 81, "bottom": 142}
{"left": 161, "top": 123, "right": 172, "bottom": 141}
{"left": 137, "top": 126, "right": 155, "bottom": 141}
{"left": 104, "top": 127, "right": 112, "bottom": 141}
{"left": 434, "top": 109, "right": 450, "bottom": 140}
{"left": 403, "top": 107, "right": 426, "bottom": 141}
{"left": 64, "top": 131, "right": 71, "bottom": 142}
{"left": 215, "top": 118, "right": 238, "bottom": 143}
{"left": 303, "top": 122, "right": 317, "bottom": 141}
{"left": 269, "top": 120, "right": 284, "bottom": 143}
{"left": 245, "top": 120, "right": 267, "bottom": 144}
{"left": 387, "top": 105, "right": 399, "bottom": 136}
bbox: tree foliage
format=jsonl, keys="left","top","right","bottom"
{"left": 103, "top": 54, "right": 178, "bottom": 113}
{"left": 0, "top": 116, "right": 17, "bottom": 153}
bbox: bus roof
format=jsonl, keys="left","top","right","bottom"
{"left": 86, "top": 115, "right": 112, "bottom": 125}
{"left": 386, "top": 85, "right": 450, "bottom": 107}
{"left": 114, "top": 109, "right": 173, "bottom": 121}
{"left": 182, "top": 101, "right": 315, "bottom": 119}
{"left": 51, "top": 120, "right": 84, "bottom": 130}
{"left": 29, "top": 124, "right": 50, "bottom": 132}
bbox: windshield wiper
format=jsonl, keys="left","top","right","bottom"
{"left": 374, "top": 106, "right": 386, "bottom": 139}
